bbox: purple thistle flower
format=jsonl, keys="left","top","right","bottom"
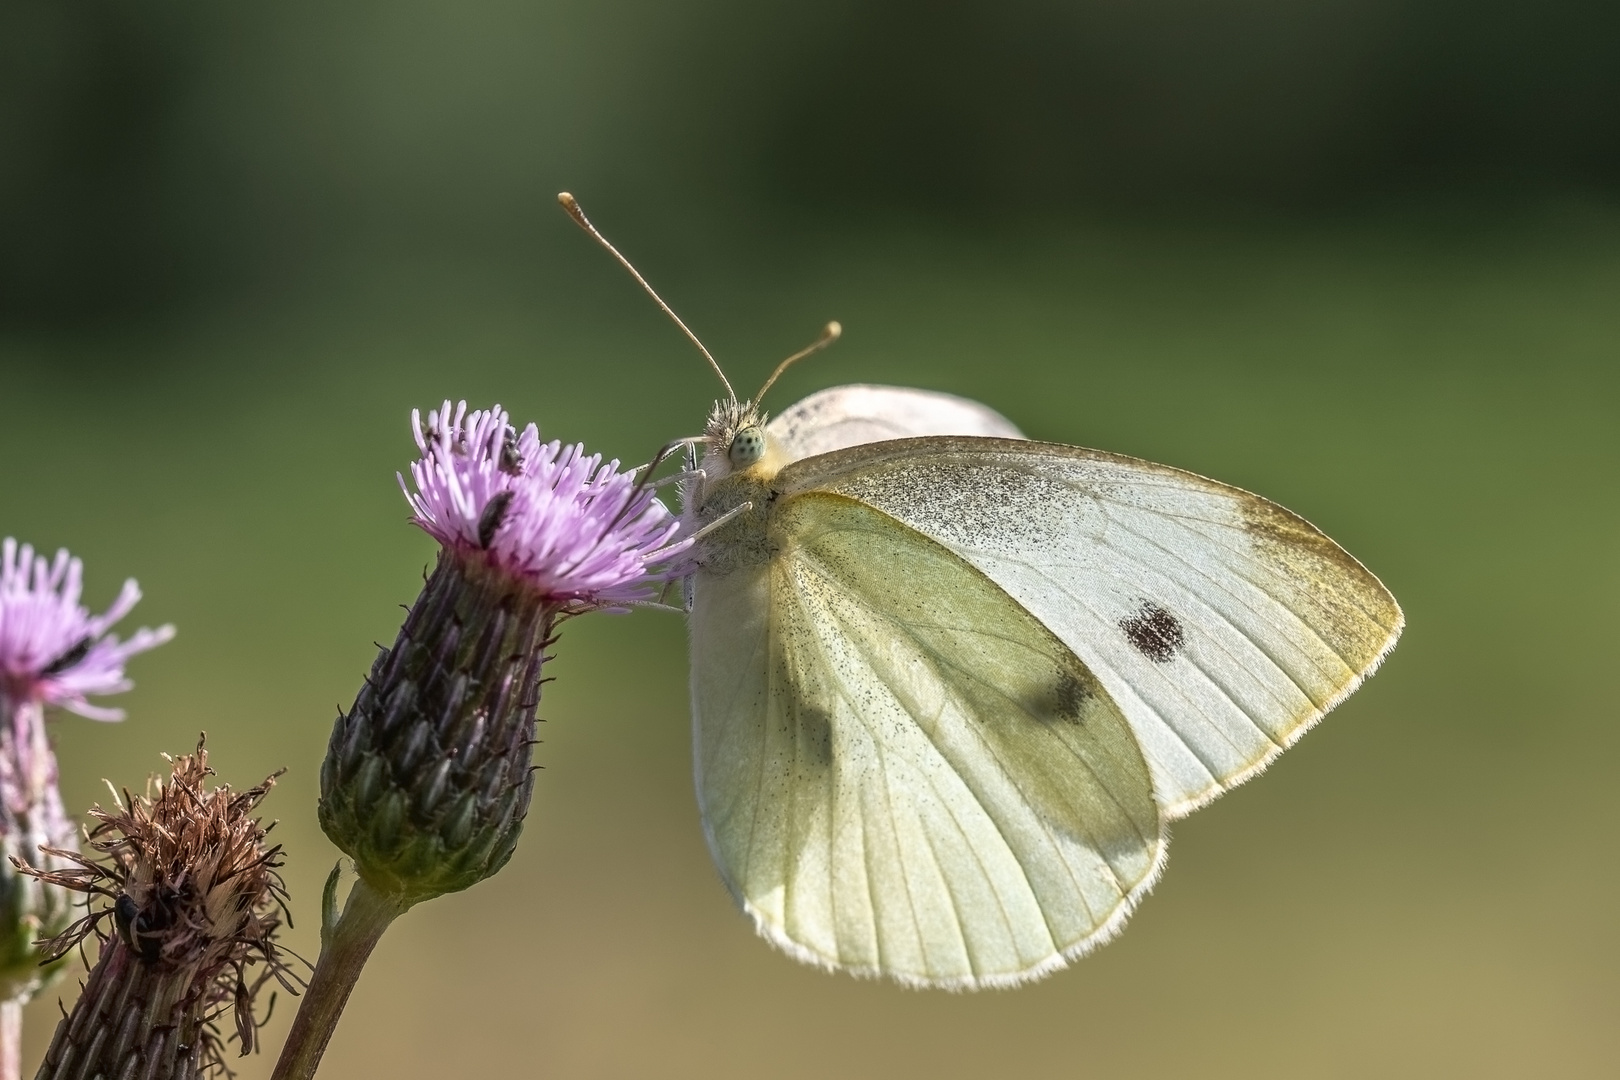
{"left": 400, "top": 400, "right": 689, "bottom": 608}
{"left": 321, "top": 403, "right": 690, "bottom": 905}
{"left": 0, "top": 538, "right": 175, "bottom": 722}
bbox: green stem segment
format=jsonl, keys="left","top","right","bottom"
{"left": 270, "top": 878, "right": 407, "bottom": 1080}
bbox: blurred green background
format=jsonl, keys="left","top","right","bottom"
{"left": 2, "top": 1, "right": 1618, "bottom": 1077}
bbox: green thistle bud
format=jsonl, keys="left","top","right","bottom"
{"left": 319, "top": 550, "right": 549, "bottom": 904}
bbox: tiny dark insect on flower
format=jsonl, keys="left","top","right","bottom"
{"left": 38, "top": 635, "right": 92, "bottom": 677}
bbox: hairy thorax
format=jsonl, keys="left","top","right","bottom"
{"left": 686, "top": 469, "right": 780, "bottom": 579}
{"left": 688, "top": 450, "right": 783, "bottom": 578}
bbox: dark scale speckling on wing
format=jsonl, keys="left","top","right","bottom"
{"left": 1120, "top": 601, "right": 1185, "bottom": 664}
{"left": 1016, "top": 668, "right": 1098, "bottom": 726}
{"left": 1052, "top": 671, "right": 1092, "bottom": 720}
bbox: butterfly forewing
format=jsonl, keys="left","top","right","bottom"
{"left": 690, "top": 492, "right": 1162, "bottom": 988}
{"left": 778, "top": 437, "right": 1405, "bottom": 816}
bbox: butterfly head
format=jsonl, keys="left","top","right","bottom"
{"left": 703, "top": 397, "right": 778, "bottom": 482}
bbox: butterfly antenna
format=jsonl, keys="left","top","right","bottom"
{"left": 753, "top": 321, "right": 842, "bottom": 407}
{"left": 557, "top": 192, "right": 736, "bottom": 403}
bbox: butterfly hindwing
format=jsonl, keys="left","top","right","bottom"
{"left": 690, "top": 491, "right": 1162, "bottom": 988}
{"left": 765, "top": 384, "right": 1025, "bottom": 460}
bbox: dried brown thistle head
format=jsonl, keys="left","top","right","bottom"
{"left": 17, "top": 738, "right": 298, "bottom": 1078}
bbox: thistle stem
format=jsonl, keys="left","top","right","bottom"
{"left": 1, "top": 999, "right": 19, "bottom": 1080}
{"left": 271, "top": 877, "right": 406, "bottom": 1080}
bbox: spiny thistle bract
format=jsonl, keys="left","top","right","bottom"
{"left": 319, "top": 402, "right": 689, "bottom": 906}
{"left": 19, "top": 741, "right": 293, "bottom": 1080}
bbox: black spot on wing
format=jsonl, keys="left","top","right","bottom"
{"left": 1120, "top": 601, "right": 1184, "bottom": 663}
{"left": 1052, "top": 671, "right": 1090, "bottom": 722}
{"left": 1023, "top": 668, "right": 1096, "bottom": 725}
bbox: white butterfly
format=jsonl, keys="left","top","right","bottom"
{"left": 561, "top": 194, "right": 1404, "bottom": 990}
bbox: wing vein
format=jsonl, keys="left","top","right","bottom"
{"left": 915, "top": 806, "right": 978, "bottom": 979}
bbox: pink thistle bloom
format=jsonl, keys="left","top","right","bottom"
{"left": 400, "top": 400, "right": 690, "bottom": 609}
{"left": 0, "top": 539, "right": 175, "bottom": 722}
{"left": 319, "top": 402, "right": 691, "bottom": 902}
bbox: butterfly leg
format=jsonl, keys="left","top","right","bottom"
{"left": 622, "top": 597, "right": 689, "bottom": 615}
{"left": 681, "top": 439, "right": 701, "bottom": 612}
{"left": 682, "top": 500, "right": 754, "bottom": 544}
{"left": 647, "top": 470, "right": 704, "bottom": 491}
{"left": 632, "top": 436, "right": 706, "bottom": 479}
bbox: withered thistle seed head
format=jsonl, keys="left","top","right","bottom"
{"left": 20, "top": 740, "right": 295, "bottom": 1080}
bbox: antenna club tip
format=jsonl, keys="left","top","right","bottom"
{"left": 557, "top": 192, "right": 590, "bottom": 229}
{"left": 823, "top": 321, "right": 842, "bottom": 341}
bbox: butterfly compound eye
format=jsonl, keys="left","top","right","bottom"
{"left": 728, "top": 427, "right": 765, "bottom": 469}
